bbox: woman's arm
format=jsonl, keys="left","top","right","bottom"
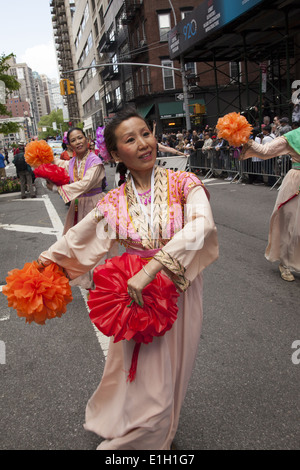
{"left": 38, "top": 208, "right": 116, "bottom": 280}
{"left": 239, "top": 136, "right": 289, "bottom": 160}
{"left": 158, "top": 143, "right": 186, "bottom": 156}
{"left": 128, "top": 185, "right": 218, "bottom": 304}
{"left": 57, "top": 164, "right": 105, "bottom": 203}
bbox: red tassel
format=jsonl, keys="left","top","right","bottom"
{"left": 278, "top": 192, "right": 299, "bottom": 210}
{"left": 127, "top": 342, "right": 141, "bottom": 382}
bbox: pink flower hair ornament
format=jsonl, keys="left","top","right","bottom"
{"left": 63, "top": 131, "right": 68, "bottom": 145}
{"left": 96, "top": 126, "right": 111, "bottom": 162}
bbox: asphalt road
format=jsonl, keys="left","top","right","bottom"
{"left": 0, "top": 160, "right": 299, "bottom": 450}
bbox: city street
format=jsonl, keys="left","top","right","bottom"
{"left": 0, "top": 161, "right": 299, "bottom": 450}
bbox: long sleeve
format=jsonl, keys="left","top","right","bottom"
{"left": 54, "top": 156, "right": 69, "bottom": 169}
{"left": 58, "top": 164, "right": 105, "bottom": 203}
{"left": 39, "top": 209, "right": 116, "bottom": 280}
{"left": 154, "top": 185, "right": 219, "bottom": 290}
{"left": 241, "top": 136, "right": 299, "bottom": 161}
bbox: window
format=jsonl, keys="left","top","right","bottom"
{"left": 229, "top": 62, "right": 242, "bottom": 83}
{"left": 125, "top": 78, "right": 134, "bottom": 101}
{"left": 161, "top": 60, "right": 174, "bottom": 90}
{"left": 158, "top": 13, "right": 171, "bottom": 41}
{"left": 112, "top": 54, "right": 118, "bottom": 73}
{"left": 181, "top": 9, "right": 193, "bottom": 19}
{"left": 88, "top": 32, "right": 93, "bottom": 50}
{"left": 116, "top": 7, "right": 125, "bottom": 34}
{"left": 185, "top": 62, "right": 196, "bottom": 75}
{"left": 99, "top": 6, "right": 104, "bottom": 27}
{"left": 94, "top": 19, "right": 99, "bottom": 38}
{"left": 115, "top": 86, "right": 121, "bottom": 104}
{"left": 91, "top": 59, "right": 97, "bottom": 77}
{"left": 108, "top": 25, "right": 115, "bottom": 42}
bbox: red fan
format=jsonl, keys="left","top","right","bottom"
{"left": 87, "top": 253, "right": 179, "bottom": 381}
{"left": 34, "top": 163, "right": 70, "bottom": 186}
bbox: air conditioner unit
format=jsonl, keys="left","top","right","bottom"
{"left": 140, "top": 39, "right": 147, "bottom": 47}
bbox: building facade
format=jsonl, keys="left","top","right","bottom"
{"left": 50, "top": 0, "right": 82, "bottom": 125}
{"left": 52, "top": 1, "right": 295, "bottom": 137}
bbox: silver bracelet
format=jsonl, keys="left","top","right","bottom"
{"left": 142, "top": 265, "right": 156, "bottom": 280}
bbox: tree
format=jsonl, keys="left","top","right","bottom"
{"left": 0, "top": 53, "right": 21, "bottom": 134}
{"left": 38, "top": 109, "right": 71, "bottom": 140}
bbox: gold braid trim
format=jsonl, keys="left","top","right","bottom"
{"left": 153, "top": 249, "right": 190, "bottom": 292}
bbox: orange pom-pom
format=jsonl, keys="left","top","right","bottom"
{"left": 216, "top": 112, "right": 253, "bottom": 147}
{"left": 24, "top": 140, "right": 54, "bottom": 168}
{"left": 2, "top": 262, "right": 73, "bottom": 325}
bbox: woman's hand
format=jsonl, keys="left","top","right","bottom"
{"left": 127, "top": 260, "right": 163, "bottom": 308}
{"left": 36, "top": 258, "right": 52, "bottom": 269}
{"left": 127, "top": 270, "right": 151, "bottom": 308}
{"left": 239, "top": 140, "right": 252, "bottom": 160}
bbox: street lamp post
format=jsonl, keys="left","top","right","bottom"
{"left": 168, "top": 0, "right": 191, "bottom": 131}
{"left": 23, "top": 111, "right": 30, "bottom": 142}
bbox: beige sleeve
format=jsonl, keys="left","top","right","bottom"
{"left": 54, "top": 156, "right": 70, "bottom": 169}
{"left": 241, "top": 136, "right": 292, "bottom": 160}
{"left": 58, "top": 164, "right": 105, "bottom": 203}
{"left": 154, "top": 185, "right": 219, "bottom": 290}
{"left": 39, "top": 208, "right": 116, "bottom": 281}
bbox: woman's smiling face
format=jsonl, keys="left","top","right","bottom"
{"left": 68, "top": 129, "right": 88, "bottom": 154}
{"left": 111, "top": 117, "right": 157, "bottom": 171}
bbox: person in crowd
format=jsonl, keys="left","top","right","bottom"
{"left": 4, "top": 148, "right": 9, "bottom": 164}
{"left": 89, "top": 140, "right": 100, "bottom": 157}
{"left": 175, "top": 133, "right": 184, "bottom": 153}
{"left": 272, "top": 115, "right": 281, "bottom": 137}
{"left": 60, "top": 142, "right": 74, "bottom": 161}
{"left": 183, "top": 136, "right": 193, "bottom": 155}
{"left": 12, "top": 143, "right": 35, "bottom": 198}
{"left": 201, "top": 132, "right": 213, "bottom": 160}
{"left": 240, "top": 125, "right": 300, "bottom": 282}
{"left": 278, "top": 117, "right": 292, "bottom": 135}
{"left": 0, "top": 148, "right": 6, "bottom": 177}
{"left": 37, "top": 108, "right": 219, "bottom": 450}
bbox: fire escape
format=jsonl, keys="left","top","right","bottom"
{"left": 50, "top": 0, "right": 80, "bottom": 123}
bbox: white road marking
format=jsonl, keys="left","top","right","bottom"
{"left": 79, "top": 287, "right": 109, "bottom": 357}
{"left": 0, "top": 194, "right": 108, "bottom": 356}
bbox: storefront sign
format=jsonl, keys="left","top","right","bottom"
{"left": 169, "top": 0, "right": 264, "bottom": 59}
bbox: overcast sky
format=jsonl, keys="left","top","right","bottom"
{"left": 0, "top": 0, "right": 59, "bottom": 80}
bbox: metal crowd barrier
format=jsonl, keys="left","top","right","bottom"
{"left": 189, "top": 148, "right": 291, "bottom": 189}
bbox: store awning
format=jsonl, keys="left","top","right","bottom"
{"left": 159, "top": 99, "right": 205, "bottom": 119}
{"left": 137, "top": 104, "right": 154, "bottom": 118}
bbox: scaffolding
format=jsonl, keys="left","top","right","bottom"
{"left": 174, "top": 0, "right": 300, "bottom": 125}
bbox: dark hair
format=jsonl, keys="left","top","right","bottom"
{"left": 116, "top": 162, "right": 128, "bottom": 186}
{"left": 104, "top": 107, "right": 150, "bottom": 185}
{"left": 67, "top": 127, "right": 86, "bottom": 144}
{"left": 104, "top": 107, "right": 148, "bottom": 156}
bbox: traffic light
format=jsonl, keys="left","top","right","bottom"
{"left": 194, "top": 103, "right": 206, "bottom": 114}
{"left": 59, "top": 79, "right": 66, "bottom": 96}
{"left": 67, "top": 80, "right": 75, "bottom": 95}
